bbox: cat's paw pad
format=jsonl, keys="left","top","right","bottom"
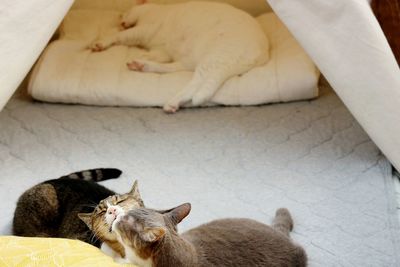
{"left": 90, "top": 39, "right": 113, "bottom": 52}
{"left": 127, "top": 60, "right": 145, "bottom": 71}
{"left": 120, "top": 21, "right": 128, "bottom": 29}
{"left": 89, "top": 37, "right": 115, "bottom": 52}
{"left": 163, "top": 103, "right": 179, "bottom": 114}
{"left": 120, "top": 10, "right": 138, "bottom": 30}
{"left": 120, "top": 21, "right": 134, "bottom": 30}
{"left": 90, "top": 42, "right": 106, "bottom": 52}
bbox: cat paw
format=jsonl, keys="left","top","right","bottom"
{"left": 90, "top": 42, "right": 106, "bottom": 52}
{"left": 120, "top": 21, "right": 133, "bottom": 30}
{"left": 127, "top": 60, "right": 145, "bottom": 71}
{"left": 89, "top": 38, "right": 115, "bottom": 52}
{"left": 120, "top": 12, "right": 137, "bottom": 29}
{"left": 163, "top": 103, "right": 179, "bottom": 114}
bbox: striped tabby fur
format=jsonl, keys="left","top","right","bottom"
{"left": 12, "top": 168, "right": 137, "bottom": 249}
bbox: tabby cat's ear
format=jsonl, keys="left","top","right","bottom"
{"left": 166, "top": 203, "right": 191, "bottom": 225}
{"left": 78, "top": 213, "right": 92, "bottom": 229}
{"left": 140, "top": 227, "right": 166, "bottom": 243}
{"left": 129, "top": 180, "right": 141, "bottom": 199}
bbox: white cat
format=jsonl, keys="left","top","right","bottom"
{"left": 91, "top": 1, "right": 269, "bottom": 113}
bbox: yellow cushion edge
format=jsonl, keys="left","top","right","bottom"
{"left": 0, "top": 236, "right": 137, "bottom": 267}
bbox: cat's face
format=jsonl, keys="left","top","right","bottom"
{"left": 78, "top": 181, "right": 144, "bottom": 244}
{"left": 109, "top": 203, "right": 191, "bottom": 260}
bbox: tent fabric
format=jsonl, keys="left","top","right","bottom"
{"left": 0, "top": 0, "right": 73, "bottom": 111}
{"left": 267, "top": 0, "right": 400, "bottom": 171}
{"left": 28, "top": 11, "right": 319, "bottom": 107}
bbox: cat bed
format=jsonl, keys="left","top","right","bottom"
{"left": 27, "top": 9, "right": 319, "bottom": 107}
{"left": 0, "top": 236, "right": 136, "bottom": 267}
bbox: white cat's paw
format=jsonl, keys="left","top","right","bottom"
{"left": 163, "top": 102, "right": 179, "bottom": 114}
{"left": 127, "top": 60, "right": 145, "bottom": 71}
{"left": 90, "top": 42, "right": 105, "bottom": 52}
{"left": 89, "top": 38, "right": 115, "bottom": 52}
{"left": 120, "top": 9, "right": 140, "bottom": 29}
{"left": 120, "top": 20, "right": 134, "bottom": 30}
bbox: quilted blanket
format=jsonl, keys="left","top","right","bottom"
{"left": 1, "top": 81, "right": 399, "bottom": 266}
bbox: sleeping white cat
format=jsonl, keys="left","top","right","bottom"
{"left": 91, "top": 1, "right": 269, "bottom": 113}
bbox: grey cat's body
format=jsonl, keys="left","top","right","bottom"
{"left": 178, "top": 218, "right": 305, "bottom": 267}
{"left": 111, "top": 204, "right": 307, "bottom": 267}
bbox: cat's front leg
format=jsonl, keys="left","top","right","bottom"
{"left": 90, "top": 35, "right": 118, "bottom": 52}
{"left": 120, "top": 0, "right": 148, "bottom": 29}
{"left": 127, "top": 60, "right": 185, "bottom": 73}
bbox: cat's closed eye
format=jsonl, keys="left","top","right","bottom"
{"left": 95, "top": 207, "right": 106, "bottom": 215}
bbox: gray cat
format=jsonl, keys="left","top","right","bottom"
{"left": 109, "top": 203, "right": 307, "bottom": 267}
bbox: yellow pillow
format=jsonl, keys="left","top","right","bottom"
{"left": 0, "top": 236, "right": 137, "bottom": 267}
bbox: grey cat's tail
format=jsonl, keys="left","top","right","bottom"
{"left": 272, "top": 208, "right": 293, "bottom": 237}
{"left": 60, "top": 168, "right": 122, "bottom": 182}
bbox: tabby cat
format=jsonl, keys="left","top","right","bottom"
{"left": 13, "top": 168, "right": 144, "bottom": 259}
{"left": 109, "top": 203, "right": 307, "bottom": 266}
{"left": 78, "top": 181, "right": 144, "bottom": 259}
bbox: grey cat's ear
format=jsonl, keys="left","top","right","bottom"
{"left": 78, "top": 213, "right": 92, "bottom": 229}
{"left": 128, "top": 180, "right": 141, "bottom": 199}
{"left": 167, "top": 203, "right": 191, "bottom": 225}
{"left": 140, "top": 227, "right": 166, "bottom": 243}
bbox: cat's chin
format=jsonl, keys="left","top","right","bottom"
{"left": 110, "top": 213, "right": 125, "bottom": 233}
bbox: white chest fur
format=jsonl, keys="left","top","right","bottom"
{"left": 123, "top": 243, "right": 153, "bottom": 267}
{"left": 101, "top": 242, "right": 125, "bottom": 262}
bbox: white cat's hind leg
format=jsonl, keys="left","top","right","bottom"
{"left": 163, "top": 75, "right": 203, "bottom": 113}
{"left": 127, "top": 60, "right": 185, "bottom": 73}
{"left": 190, "top": 54, "right": 267, "bottom": 106}
{"left": 163, "top": 62, "right": 231, "bottom": 113}
{"left": 140, "top": 49, "right": 172, "bottom": 63}
{"left": 163, "top": 54, "right": 265, "bottom": 113}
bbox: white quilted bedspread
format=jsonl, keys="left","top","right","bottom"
{"left": 1, "top": 81, "right": 399, "bottom": 266}
{"left": 28, "top": 10, "right": 319, "bottom": 107}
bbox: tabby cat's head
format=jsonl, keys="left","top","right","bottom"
{"left": 78, "top": 181, "right": 144, "bottom": 245}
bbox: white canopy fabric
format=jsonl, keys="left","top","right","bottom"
{"left": 0, "top": 0, "right": 399, "bottom": 170}
{"left": 0, "top": 0, "right": 73, "bottom": 110}
{"left": 266, "top": 0, "right": 400, "bottom": 171}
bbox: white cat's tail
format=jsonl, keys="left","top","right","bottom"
{"left": 272, "top": 208, "right": 294, "bottom": 237}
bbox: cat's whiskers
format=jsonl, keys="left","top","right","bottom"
{"left": 90, "top": 224, "right": 103, "bottom": 244}
{"left": 79, "top": 203, "right": 97, "bottom": 208}
{"left": 89, "top": 232, "right": 98, "bottom": 244}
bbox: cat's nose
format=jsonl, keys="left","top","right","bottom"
{"left": 107, "top": 207, "right": 117, "bottom": 215}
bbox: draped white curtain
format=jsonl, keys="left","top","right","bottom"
{"left": 267, "top": 0, "right": 400, "bottom": 171}
{"left": 0, "top": 0, "right": 73, "bottom": 110}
